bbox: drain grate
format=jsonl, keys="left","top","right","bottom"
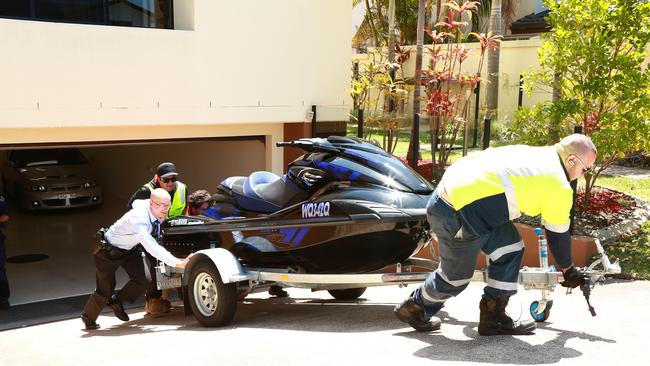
{"left": 6, "top": 254, "right": 49, "bottom": 264}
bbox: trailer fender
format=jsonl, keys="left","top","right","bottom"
{"left": 182, "top": 248, "right": 252, "bottom": 285}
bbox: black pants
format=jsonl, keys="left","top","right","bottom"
{"left": 144, "top": 252, "right": 163, "bottom": 300}
{"left": 0, "top": 234, "right": 9, "bottom": 304}
{"left": 81, "top": 246, "right": 148, "bottom": 322}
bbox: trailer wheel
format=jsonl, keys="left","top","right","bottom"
{"left": 328, "top": 287, "right": 367, "bottom": 300}
{"left": 529, "top": 300, "right": 552, "bottom": 322}
{"left": 188, "top": 260, "right": 237, "bottom": 327}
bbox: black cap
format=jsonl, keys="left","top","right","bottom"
{"left": 156, "top": 162, "right": 179, "bottom": 178}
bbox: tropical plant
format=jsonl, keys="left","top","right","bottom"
{"left": 353, "top": 0, "right": 519, "bottom": 48}
{"left": 421, "top": 1, "right": 501, "bottom": 182}
{"left": 514, "top": 0, "right": 650, "bottom": 199}
{"left": 353, "top": 0, "right": 428, "bottom": 48}
{"left": 348, "top": 55, "right": 413, "bottom": 153}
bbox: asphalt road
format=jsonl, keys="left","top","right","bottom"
{"left": 1, "top": 280, "right": 647, "bottom": 366}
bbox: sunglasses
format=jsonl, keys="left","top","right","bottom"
{"left": 574, "top": 155, "right": 593, "bottom": 174}
{"left": 151, "top": 200, "right": 171, "bottom": 209}
{"left": 161, "top": 176, "right": 177, "bottom": 183}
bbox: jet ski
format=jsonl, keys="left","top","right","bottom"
{"left": 161, "top": 136, "right": 434, "bottom": 274}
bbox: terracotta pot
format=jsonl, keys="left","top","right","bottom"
{"left": 411, "top": 223, "right": 598, "bottom": 270}
{"left": 514, "top": 223, "right": 598, "bottom": 269}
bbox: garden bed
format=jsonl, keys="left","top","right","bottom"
{"left": 515, "top": 186, "right": 650, "bottom": 242}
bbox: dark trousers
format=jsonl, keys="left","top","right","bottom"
{"left": 144, "top": 252, "right": 163, "bottom": 300}
{"left": 0, "top": 234, "right": 9, "bottom": 304}
{"left": 81, "top": 247, "right": 148, "bottom": 322}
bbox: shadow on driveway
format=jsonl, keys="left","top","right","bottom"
{"left": 395, "top": 314, "right": 616, "bottom": 365}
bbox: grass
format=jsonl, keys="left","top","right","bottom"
{"left": 594, "top": 175, "right": 650, "bottom": 202}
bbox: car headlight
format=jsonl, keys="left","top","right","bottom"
{"left": 31, "top": 185, "right": 46, "bottom": 191}
{"left": 83, "top": 181, "right": 97, "bottom": 188}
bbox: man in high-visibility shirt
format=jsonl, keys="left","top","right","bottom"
{"left": 395, "top": 134, "right": 597, "bottom": 335}
{"left": 128, "top": 162, "right": 187, "bottom": 315}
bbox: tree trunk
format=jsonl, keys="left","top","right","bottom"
{"left": 408, "top": 0, "right": 426, "bottom": 164}
{"left": 387, "top": 0, "right": 396, "bottom": 64}
{"left": 485, "top": 0, "right": 502, "bottom": 121}
{"left": 412, "top": 0, "right": 425, "bottom": 118}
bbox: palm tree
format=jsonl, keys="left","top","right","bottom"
{"left": 481, "top": 0, "right": 520, "bottom": 121}
{"left": 485, "top": 0, "right": 502, "bottom": 120}
{"left": 409, "top": 0, "right": 427, "bottom": 166}
{"left": 352, "top": 0, "right": 425, "bottom": 48}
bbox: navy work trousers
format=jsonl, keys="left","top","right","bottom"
{"left": 412, "top": 190, "right": 525, "bottom": 318}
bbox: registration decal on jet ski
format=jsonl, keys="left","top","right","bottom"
{"left": 301, "top": 202, "right": 330, "bottom": 218}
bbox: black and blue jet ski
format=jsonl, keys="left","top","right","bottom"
{"left": 161, "top": 136, "right": 434, "bottom": 274}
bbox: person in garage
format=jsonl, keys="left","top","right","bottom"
{"left": 81, "top": 188, "right": 192, "bottom": 330}
{"left": 0, "top": 194, "right": 10, "bottom": 310}
{"left": 128, "top": 162, "right": 188, "bottom": 316}
{"left": 187, "top": 189, "right": 212, "bottom": 215}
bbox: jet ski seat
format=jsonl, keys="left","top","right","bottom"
{"left": 220, "top": 171, "right": 303, "bottom": 213}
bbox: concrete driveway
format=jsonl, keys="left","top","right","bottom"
{"left": 0, "top": 280, "right": 647, "bottom": 366}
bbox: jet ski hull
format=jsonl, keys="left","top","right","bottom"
{"left": 162, "top": 199, "right": 431, "bottom": 274}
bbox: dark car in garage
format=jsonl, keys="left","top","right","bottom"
{"left": 1, "top": 148, "right": 103, "bottom": 210}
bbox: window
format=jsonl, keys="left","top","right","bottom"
{"left": 35, "top": 0, "right": 105, "bottom": 24}
{"left": 0, "top": 0, "right": 173, "bottom": 29}
{"left": 0, "top": 0, "right": 31, "bottom": 18}
{"left": 109, "top": 0, "right": 173, "bottom": 28}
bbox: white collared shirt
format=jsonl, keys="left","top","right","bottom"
{"left": 105, "top": 199, "right": 181, "bottom": 266}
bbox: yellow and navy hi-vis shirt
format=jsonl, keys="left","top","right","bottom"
{"left": 440, "top": 145, "right": 573, "bottom": 237}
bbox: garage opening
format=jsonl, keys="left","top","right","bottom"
{"left": 0, "top": 137, "right": 265, "bottom": 306}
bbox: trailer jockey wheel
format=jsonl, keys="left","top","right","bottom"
{"left": 529, "top": 300, "right": 553, "bottom": 322}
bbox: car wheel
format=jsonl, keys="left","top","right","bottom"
{"left": 188, "top": 260, "right": 237, "bottom": 327}
{"left": 328, "top": 287, "right": 367, "bottom": 300}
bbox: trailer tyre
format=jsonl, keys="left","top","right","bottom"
{"left": 188, "top": 260, "right": 237, "bottom": 327}
{"left": 328, "top": 287, "right": 366, "bottom": 300}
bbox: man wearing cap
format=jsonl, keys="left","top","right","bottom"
{"left": 127, "top": 162, "right": 188, "bottom": 315}
{"left": 127, "top": 162, "right": 187, "bottom": 217}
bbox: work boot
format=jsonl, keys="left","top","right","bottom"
{"left": 80, "top": 314, "right": 100, "bottom": 330}
{"left": 394, "top": 299, "right": 441, "bottom": 332}
{"left": 145, "top": 298, "right": 171, "bottom": 315}
{"left": 268, "top": 285, "right": 288, "bottom": 298}
{"left": 108, "top": 296, "right": 129, "bottom": 322}
{"left": 478, "top": 296, "right": 536, "bottom": 336}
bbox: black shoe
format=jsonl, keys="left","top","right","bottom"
{"left": 269, "top": 285, "right": 288, "bottom": 298}
{"left": 394, "top": 299, "right": 441, "bottom": 332}
{"left": 81, "top": 315, "right": 100, "bottom": 330}
{"left": 109, "top": 300, "right": 129, "bottom": 322}
{"left": 0, "top": 302, "right": 9, "bottom": 311}
{"left": 478, "top": 297, "right": 536, "bottom": 336}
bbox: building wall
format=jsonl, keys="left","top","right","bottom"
{"left": 0, "top": 0, "right": 352, "bottom": 174}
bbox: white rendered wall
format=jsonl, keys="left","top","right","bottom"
{"left": 0, "top": 0, "right": 351, "bottom": 173}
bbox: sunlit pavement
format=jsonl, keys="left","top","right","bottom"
{"left": 1, "top": 280, "right": 648, "bottom": 366}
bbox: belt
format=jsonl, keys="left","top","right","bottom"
{"left": 94, "top": 236, "right": 139, "bottom": 256}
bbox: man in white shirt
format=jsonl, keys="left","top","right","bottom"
{"left": 81, "top": 188, "right": 192, "bottom": 330}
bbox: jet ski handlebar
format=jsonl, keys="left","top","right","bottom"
{"left": 276, "top": 140, "right": 341, "bottom": 153}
